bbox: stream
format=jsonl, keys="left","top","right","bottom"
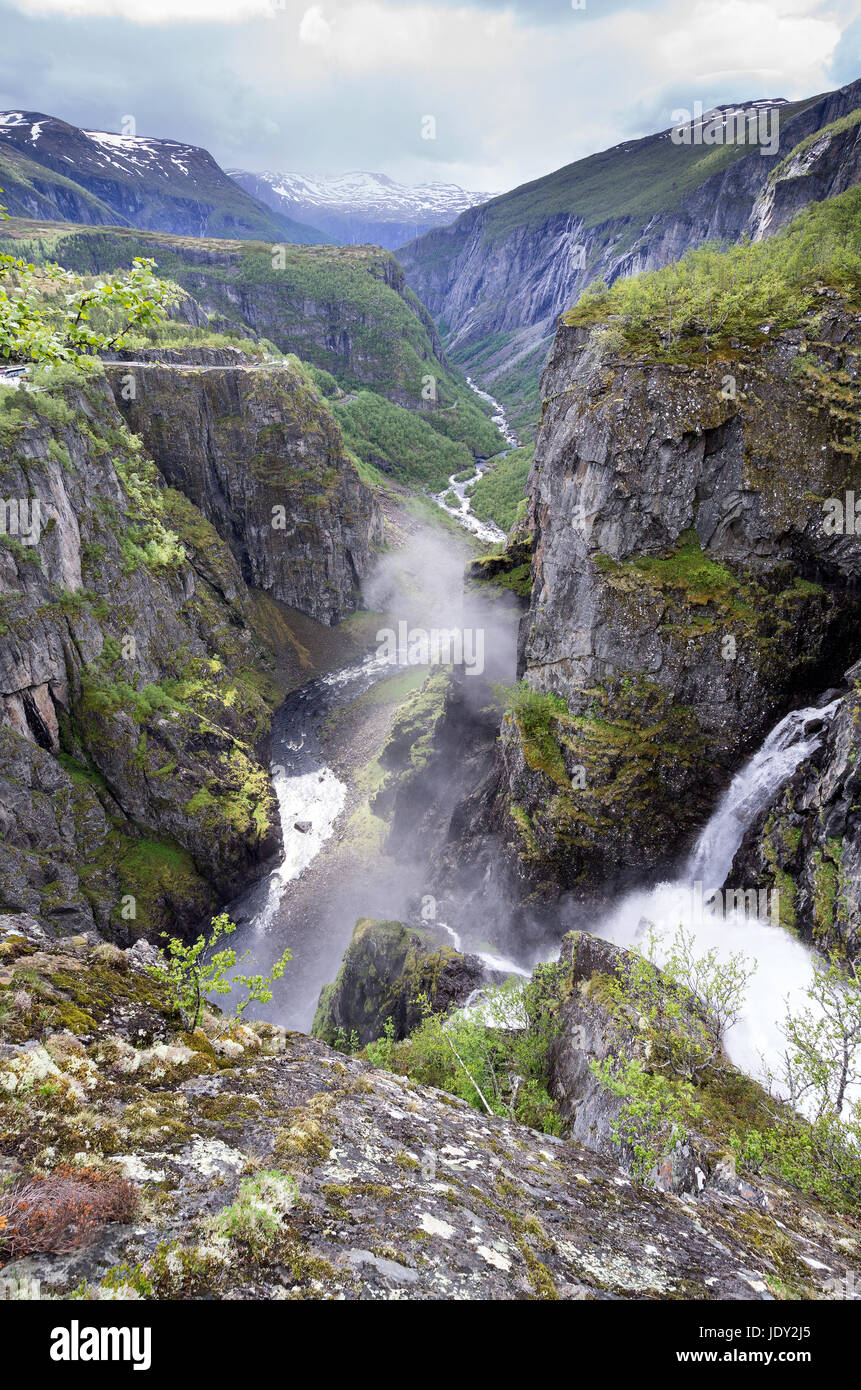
{"left": 432, "top": 378, "right": 519, "bottom": 544}
{"left": 224, "top": 374, "right": 845, "bottom": 1099}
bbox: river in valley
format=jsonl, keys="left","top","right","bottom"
{"left": 431, "top": 378, "right": 519, "bottom": 544}
{"left": 223, "top": 378, "right": 845, "bottom": 1101}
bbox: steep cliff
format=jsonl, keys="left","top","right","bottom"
{"left": 444, "top": 238, "right": 861, "bottom": 921}
{"left": 1, "top": 226, "right": 445, "bottom": 404}
{"left": 401, "top": 79, "right": 861, "bottom": 429}
{"left": 749, "top": 108, "right": 861, "bottom": 242}
{"left": 103, "top": 349, "right": 383, "bottom": 626}
{"left": 731, "top": 659, "right": 861, "bottom": 960}
{"left": 0, "top": 219, "right": 503, "bottom": 475}
{"left": 0, "top": 362, "right": 371, "bottom": 941}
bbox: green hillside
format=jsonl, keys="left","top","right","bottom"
{"left": 0, "top": 217, "right": 504, "bottom": 475}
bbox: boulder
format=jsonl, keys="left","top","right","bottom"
{"left": 312, "top": 918, "right": 485, "bottom": 1047}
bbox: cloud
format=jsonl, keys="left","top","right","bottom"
{"left": 298, "top": 4, "right": 332, "bottom": 43}
{"left": 0, "top": 0, "right": 857, "bottom": 194}
{"left": 9, "top": 0, "right": 278, "bottom": 21}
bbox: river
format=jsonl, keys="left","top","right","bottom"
{"left": 223, "top": 379, "right": 843, "bottom": 1098}
{"left": 431, "top": 378, "right": 519, "bottom": 544}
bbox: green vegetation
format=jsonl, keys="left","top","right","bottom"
{"left": 0, "top": 218, "right": 504, "bottom": 463}
{"left": 731, "top": 957, "right": 861, "bottom": 1212}
{"left": 0, "top": 253, "right": 175, "bottom": 366}
{"left": 470, "top": 443, "right": 534, "bottom": 531}
{"left": 480, "top": 97, "right": 816, "bottom": 245}
{"left": 332, "top": 389, "right": 488, "bottom": 491}
{"left": 149, "top": 912, "right": 291, "bottom": 1032}
{"left": 591, "top": 930, "right": 861, "bottom": 1213}
{"left": 564, "top": 185, "right": 861, "bottom": 357}
{"left": 497, "top": 681, "right": 572, "bottom": 786}
{"left": 591, "top": 927, "right": 754, "bottom": 1180}
{"left": 211, "top": 1171, "right": 299, "bottom": 1258}
{"left": 361, "top": 965, "right": 567, "bottom": 1135}
{"left": 448, "top": 332, "right": 549, "bottom": 436}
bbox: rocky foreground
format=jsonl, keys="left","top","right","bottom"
{"left": 1, "top": 913, "right": 858, "bottom": 1301}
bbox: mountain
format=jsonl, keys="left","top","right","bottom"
{"left": 0, "top": 111, "right": 326, "bottom": 243}
{"left": 228, "top": 168, "right": 493, "bottom": 250}
{"left": 400, "top": 79, "right": 861, "bottom": 430}
{"left": 450, "top": 183, "right": 861, "bottom": 949}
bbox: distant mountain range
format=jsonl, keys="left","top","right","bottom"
{"left": 228, "top": 169, "right": 493, "bottom": 249}
{"left": 0, "top": 111, "right": 326, "bottom": 243}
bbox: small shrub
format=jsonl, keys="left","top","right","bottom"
{"left": 211, "top": 1171, "right": 298, "bottom": 1258}
{"left": 0, "top": 1164, "right": 138, "bottom": 1261}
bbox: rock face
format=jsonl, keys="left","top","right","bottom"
{"left": 732, "top": 660, "right": 861, "bottom": 960}
{"left": 2, "top": 916, "right": 858, "bottom": 1301}
{"left": 749, "top": 110, "right": 861, "bottom": 242}
{"left": 455, "top": 299, "right": 861, "bottom": 914}
{"left": 548, "top": 933, "right": 633, "bottom": 1160}
{"left": 104, "top": 350, "right": 383, "bottom": 626}
{"left": 312, "top": 918, "right": 485, "bottom": 1047}
{"left": 549, "top": 933, "right": 715, "bottom": 1193}
{"left": 0, "top": 368, "right": 293, "bottom": 939}
{"left": 548, "top": 933, "right": 792, "bottom": 1204}
{"left": 27, "top": 228, "right": 449, "bottom": 409}
{"left": 400, "top": 79, "right": 861, "bottom": 414}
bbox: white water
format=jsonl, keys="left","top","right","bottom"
{"left": 595, "top": 699, "right": 843, "bottom": 1091}
{"left": 433, "top": 377, "right": 518, "bottom": 544}
{"left": 233, "top": 652, "right": 393, "bottom": 937}
{"left": 465, "top": 376, "right": 519, "bottom": 448}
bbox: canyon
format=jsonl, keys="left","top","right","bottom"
{"left": 2, "top": 71, "right": 861, "bottom": 1303}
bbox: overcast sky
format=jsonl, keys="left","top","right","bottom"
{"left": 1, "top": 0, "right": 859, "bottom": 194}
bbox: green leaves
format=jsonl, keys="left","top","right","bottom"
{"left": 149, "top": 911, "right": 291, "bottom": 1033}
{"left": 362, "top": 964, "right": 566, "bottom": 1135}
{"left": 590, "top": 926, "right": 752, "bottom": 1183}
{"left": 0, "top": 253, "right": 175, "bottom": 368}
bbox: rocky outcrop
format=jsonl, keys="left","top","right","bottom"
{"left": 0, "top": 368, "right": 288, "bottom": 939}
{"left": 2, "top": 914, "right": 858, "bottom": 1301}
{"left": 457, "top": 298, "right": 861, "bottom": 912}
{"left": 312, "top": 918, "right": 485, "bottom": 1047}
{"left": 548, "top": 933, "right": 794, "bottom": 1203}
{"left": 749, "top": 110, "right": 861, "bottom": 242}
{"left": 26, "top": 228, "right": 450, "bottom": 408}
{"left": 104, "top": 350, "right": 383, "bottom": 626}
{"left": 731, "top": 660, "right": 861, "bottom": 960}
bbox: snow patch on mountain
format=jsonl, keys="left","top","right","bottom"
{"left": 228, "top": 167, "right": 494, "bottom": 247}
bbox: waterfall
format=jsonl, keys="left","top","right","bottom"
{"left": 685, "top": 700, "right": 841, "bottom": 892}
{"left": 596, "top": 698, "right": 843, "bottom": 1092}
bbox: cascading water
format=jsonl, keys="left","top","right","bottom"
{"left": 596, "top": 698, "right": 843, "bottom": 1092}
{"left": 685, "top": 701, "right": 841, "bottom": 893}
{"left": 433, "top": 378, "right": 518, "bottom": 544}
{"left": 224, "top": 527, "right": 523, "bottom": 1031}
